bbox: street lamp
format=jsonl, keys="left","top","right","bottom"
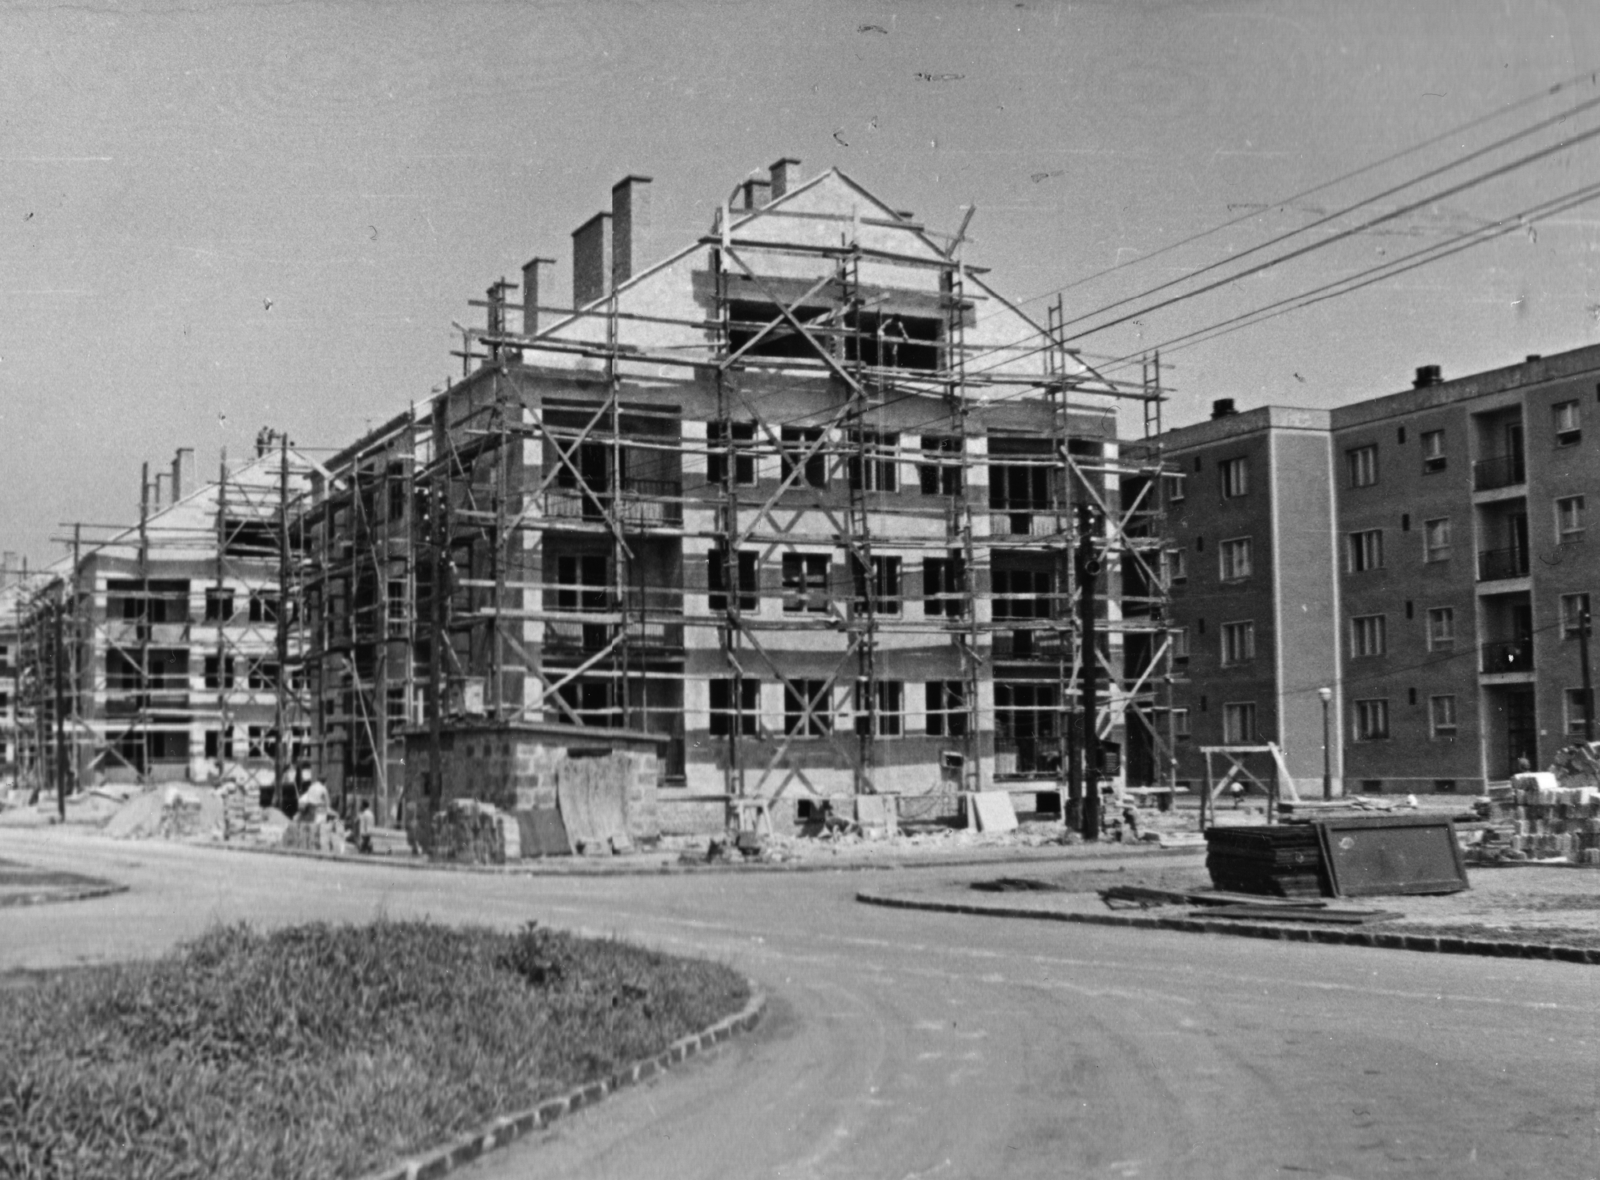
{"left": 1318, "top": 686, "right": 1334, "bottom": 801}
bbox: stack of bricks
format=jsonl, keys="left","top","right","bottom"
{"left": 427, "top": 800, "right": 518, "bottom": 865}
{"left": 281, "top": 819, "right": 348, "bottom": 854}
{"left": 1494, "top": 776, "right": 1600, "bottom": 864}
{"left": 157, "top": 798, "right": 205, "bottom": 840}
{"left": 221, "top": 792, "right": 264, "bottom": 842}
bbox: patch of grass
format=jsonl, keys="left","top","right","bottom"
{"left": 0, "top": 920, "right": 748, "bottom": 1179}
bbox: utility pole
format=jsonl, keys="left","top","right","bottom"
{"left": 52, "top": 578, "right": 67, "bottom": 818}
{"left": 1076, "top": 501, "right": 1101, "bottom": 842}
{"left": 273, "top": 433, "right": 291, "bottom": 810}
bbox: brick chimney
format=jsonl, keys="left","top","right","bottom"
{"left": 611, "top": 175, "right": 652, "bottom": 287}
{"left": 1414, "top": 364, "right": 1442, "bottom": 388}
{"left": 769, "top": 157, "right": 802, "bottom": 199}
{"left": 171, "top": 447, "right": 195, "bottom": 502}
{"left": 521, "top": 256, "right": 554, "bottom": 335}
{"left": 737, "top": 177, "right": 771, "bottom": 211}
{"left": 572, "top": 211, "right": 613, "bottom": 307}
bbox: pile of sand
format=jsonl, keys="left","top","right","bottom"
{"left": 101, "top": 787, "right": 224, "bottom": 841}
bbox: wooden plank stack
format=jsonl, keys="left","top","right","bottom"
{"left": 1204, "top": 826, "right": 1328, "bottom": 899}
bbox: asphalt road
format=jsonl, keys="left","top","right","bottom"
{"left": 1, "top": 829, "right": 1596, "bottom": 1180}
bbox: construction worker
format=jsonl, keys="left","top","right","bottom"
{"left": 357, "top": 801, "right": 374, "bottom": 853}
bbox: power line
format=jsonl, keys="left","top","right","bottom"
{"left": 1093, "top": 177, "right": 1600, "bottom": 376}
{"left": 1011, "top": 66, "right": 1600, "bottom": 309}
{"left": 959, "top": 85, "right": 1600, "bottom": 381}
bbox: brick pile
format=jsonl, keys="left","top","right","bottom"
{"left": 221, "top": 792, "right": 265, "bottom": 842}
{"left": 281, "top": 819, "right": 348, "bottom": 854}
{"left": 156, "top": 798, "right": 206, "bottom": 841}
{"left": 425, "top": 801, "right": 519, "bottom": 865}
{"left": 1488, "top": 774, "right": 1600, "bottom": 864}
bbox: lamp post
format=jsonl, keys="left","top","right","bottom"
{"left": 1318, "top": 686, "right": 1334, "bottom": 801}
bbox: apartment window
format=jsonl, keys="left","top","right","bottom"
{"left": 203, "top": 729, "right": 234, "bottom": 761}
{"left": 1557, "top": 495, "right": 1586, "bottom": 544}
{"left": 1220, "top": 620, "right": 1256, "bottom": 666}
{"left": 1422, "top": 517, "right": 1452, "bottom": 563}
{"left": 992, "top": 568, "right": 1055, "bottom": 624}
{"left": 0, "top": 692, "right": 8, "bottom": 711}
{"left": 783, "top": 679, "right": 833, "bottom": 736}
{"left": 556, "top": 554, "right": 608, "bottom": 612}
{"left": 386, "top": 686, "right": 410, "bottom": 726}
{"left": 847, "top": 430, "right": 899, "bottom": 492}
{"left": 204, "top": 587, "right": 235, "bottom": 623}
{"left": 1171, "top": 627, "right": 1190, "bottom": 662}
{"left": 1426, "top": 606, "right": 1455, "bottom": 650}
{"left": 1351, "top": 614, "right": 1387, "bottom": 657}
{"left": 1347, "top": 445, "right": 1378, "bottom": 488}
{"left": 1219, "top": 537, "right": 1252, "bottom": 582}
{"left": 923, "top": 554, "right": 966, "bottom": 617}
{"left": 853, "top": 681, "right": 903, "bottom": 737}
{"left": 1565, "top": 688, "right": 1594, "bottom": 735}
{"left": 781, "top": 553, "right": 831, "bottom": 613}
{"left": 1430, "top": 695, "right": 1458, "bottom": 738}
{"left": 1172, "top": 707, "right": 1191, "bottom": 739}
{"left": 246, "top": 725, "right": 269, "bottom": 759}
{"left": 1561, "top": 593, "right": 1592, "bottom": 639}
{"left": 779, "top": 426, "right": 828, "bottom": 489}
{"left": 708, "top": 678, "right": 760, "bottom": 737}
{"left": 1421, "top": 429, "right": 1446, "bottom": 473}
{"left": 707, "top": 420, "right": 758, "bottom": 487}
{"left": 203, "top": 655, "right": 235, "bottom": 690}
{"left": 925, "top": 681, "right": 969, "bottom": 737}
{"left": 386, "top": 579, "right": 407, "bottom": 636}
{"left": 708, "top": 547, "right": 759, "bottom": 613}
{"left": 850, "top": 555, "right": 903, "bottom": 616}
{"left": 1220, "top": 457, "right": 1249, "bottom": 498}
{"left": 1165, "top": 547, "right": 1188, "bottom": 584}
{"left": 248, "top": 592, "right": 281, "bottom": 624}
{"left": 1222, "top": 702, "right": 1257, "bottom": 744}
{"left": 1348, "top": 529, "right": 1384, "bottom": 572}
{"left": 1354, "top": 698, "right": 1391, "bottom": 741}
{"left": 1554, "top": 400, "right": 1581, "bottom": 446}
{"left": 246, "top": 658, "right": 278, "bottom": 691}
{"left": 918, "top": 436, "right": 963, "bottom": 496}
{"left": 1164, "top": 472, "right": 1186, "bottom": 504}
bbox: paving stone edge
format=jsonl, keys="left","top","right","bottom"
{"left": 351, "top": 983, "right": 767, "bottom": 1180}
{"left": 855, "top": 889, "right": 1600, "bottom": 966}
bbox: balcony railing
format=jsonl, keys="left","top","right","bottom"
{"left": 1477, "top": 545, "right": 1530, "bottom": 581}
{"left": 1473, "top": 452, "right": 1526, "bottom": 491}
{"left": 542, "top": 480, "right": 684, "bottom": 527}
{"left": 1481, "top": 639, "right": 1534, "bottom": 674}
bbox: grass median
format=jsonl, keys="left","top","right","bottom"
{"left": 0, "top": 919, "right": 749, "bottom": 1179}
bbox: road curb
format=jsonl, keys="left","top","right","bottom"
{"left": 0, "top": 882, "right": 128, "bottom": 909}
{"left": 855, "top": 889, "right": 1600, "bottom": 965}
{"left": 188, "top": 833, "right": 1204, "bottom": 877}
{"left": 352, "top": 984, "right": 767, "bottom": 1180}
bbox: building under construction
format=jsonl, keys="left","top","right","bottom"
{"left": 5, "top": 160, "right": 1178, "bottom": 837}
{"left": 3, "top": 439, "right": 313, "bottom": 802}
{"left": 300, "top": 159, "right": 1177, "bottom": 834}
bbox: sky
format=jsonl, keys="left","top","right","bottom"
{"left": 2, "top": 0, "right": 1598, "bottom": 567}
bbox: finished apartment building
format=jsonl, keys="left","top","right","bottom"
{"left": 1158, "top": 344, "right": 1600, "bottom": 795}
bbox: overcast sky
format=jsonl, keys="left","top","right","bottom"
{"left": 2, "top": 0, "right": 1597, "bottom": 566}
